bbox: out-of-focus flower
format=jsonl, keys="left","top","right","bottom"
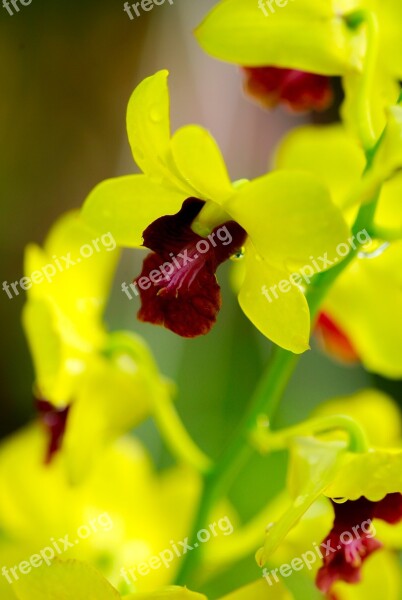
{"left": 196, "top": 0, "right": 402, "bottom": 142}
{"left": 219, "top": 577, "right": 292, "bottom": 600}
{"left": 241, "top": 66, "right": 333, "bottom": 113}
{"left": 275, "top": 116, "right": 402, "bottom": 377}
{"left": 82, "top": 70, "right": 348, "bottom": 353}
{"left": 10, "top": 559, "right": 293, "bottom": 600}
{"left": 320, "top": 239, "right": 402, "bottom": 378}
{"left": 22, "top": 211, "right": 169, "bottom": 481}
{"left": 256, "top": 389, "right": 402, "bottom": 596}
{"left": 11, "top": 559, "right": 206, "bottom": 600}
{"left": 315, "top": 312, "right": 360, "bottom": 365}
{"left": 0, "top": 424, "right": 200, "bottom": 599}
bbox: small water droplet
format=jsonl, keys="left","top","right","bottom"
{"left": 149, "top": 107, "right": 162, "bottom": 123}
{"left": 332, "top": 497, "right": 349, "bottom": 504}
{"left": 230, "top": 246, "right": 245, "bottom": 261}
{"left": 358, "top": 241, "right": 390, "bottom": 259}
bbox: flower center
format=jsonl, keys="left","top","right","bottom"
{"left": 316, "top": 494, "right": 402, "bottom": 594}
{"left": 36, "top": 399, "right": 69, "bottom": 464}
{"left": 134, "top": 198, "right": 247, "bottom": 337}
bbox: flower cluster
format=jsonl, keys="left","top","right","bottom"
{"left": 2, "top": 0, "right": 402, "bottom": 598}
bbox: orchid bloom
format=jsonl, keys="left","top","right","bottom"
{"left": 196, "top": 0, "right": 402, "bottom": 144}
{"left": 0, "top": 423, "right": 200, "bottom": 598}
{"left": 22, "top": 211, "right": 169, "bottom": 481}
{"left": 10, "top": 559, "right": 205, "bottom": 600}
{"left": 10, "top": 559, "right": 292, "bottom": 600}
{"left": 255, "top": 389, "right": 402, "bottom": 597}
{"left": 82, "top": 70, "right": 348, "bottom": 353}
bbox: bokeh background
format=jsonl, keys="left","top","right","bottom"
{"left": 1, "top": 1, "right": 401, "bottom": 595}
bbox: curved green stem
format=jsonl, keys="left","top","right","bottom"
{"left": 152, "top": 390, "right": 213, "bottom": 474}
{"left": 345, "top": 9, "right": 380, "bottom": 151}
{"left": 103, "top": 331, "right": 211, "bottom": 474}
{"left": 252, "top": 414, "right": 370, "bottom": 454}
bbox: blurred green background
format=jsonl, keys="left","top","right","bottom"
{"left": 1, "top": 1, "right": 401, "bottom": 595}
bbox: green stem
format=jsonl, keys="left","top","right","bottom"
{"left": 103, "top": 331, "right": 211, "bottom": 474}
{"left": 174, "top": 346, "right": 298, "bottom": 586}
{"left": 152, "top": 391, "right": 213, "bottom": 474}
{"left": 368, "top": 224, "right": 402, "bottom": 241}
{"left": 253, "top": 415, "right": 370, "bottom": 454}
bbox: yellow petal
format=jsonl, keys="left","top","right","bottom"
{"left": 171, "top": 125, "right": 234, "bottom": 203}
{"left": 22, "top": 299, "right": 85, "bottom": 406}
{"left": 63, "top": 359, "right": 153, "bottom": 483}
{"left": 325, "top": 448, "right": 402, "bottom": 501}
{"left": 25, "top": 210, "right": 118, "bottom": 323}
{"left": 375, "top": 171, "right": 402, "bottom": 235}
{"left": 226, "top": 172, "right": 350, "bottom": 273}
{"left": 332, "top": 550, "right": 401, "bottom": 600}
{"left": 239, "top": 244, "right": 310, "bottom": 353}
{"left": 126, "top": 587, "right": 206, "bottom": 600}
{"left": 12, "top": 559, "right": 121, "bottom": 600}
{"left": 322, "top": 240, "right": 402, "bottom": 378}
{"left": 126, "top": 70, "right": 171, "bottom": 181}
{"left": 219, "top": 578, "right": 293, "bottom": 600}
{"left": 275, "top": 124, "right": 365, "bottom": 213}
{"left": 195, "top": 0, "right": 363, "bottom": 74}
{"left": 82, "top": 175, "right": 185, "bottom": 248}
{"left": 22, "top": 211, "right": 117, "bottom": 405}
{"left": 367, "top": 0, "right": 402, "bottom": 79}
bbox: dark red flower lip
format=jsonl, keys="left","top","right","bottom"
{"left": 36, "top": 399, "right": 69, "bottom": 464}
{"left": 316, "top": 494, "right": 402, "bottom": 594}
{"left": 133, "top": 198, "right": 247, "bottom": 338}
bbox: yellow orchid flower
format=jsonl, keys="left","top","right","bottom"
{"left": 319, "top": 239, "right": 402, "bottom": 378}
{"left": 22, "top": 210, "right": 171, "bottom": 482}
{"left": 82, "top": 69, "right": 349, "bottom": 354}
{"left": 23, "top": 210, "right": 118, "bottom": 407}
{"left": 0, "top": 424, "right": 200, "bottom": 599}
{"left": 275, "top": 118, "right": 402, "bottom": 377}
{"left": 255, "top": 389, "right": 402, "bottom": 596}
{"left": 10, "top": 558, "right": 294, "bottom": 600}
{"left": 196, "top": 0, "right": 402, "bottom": 146}
{"left": 10, "top": 559, "right": 205, "bottom": 600}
